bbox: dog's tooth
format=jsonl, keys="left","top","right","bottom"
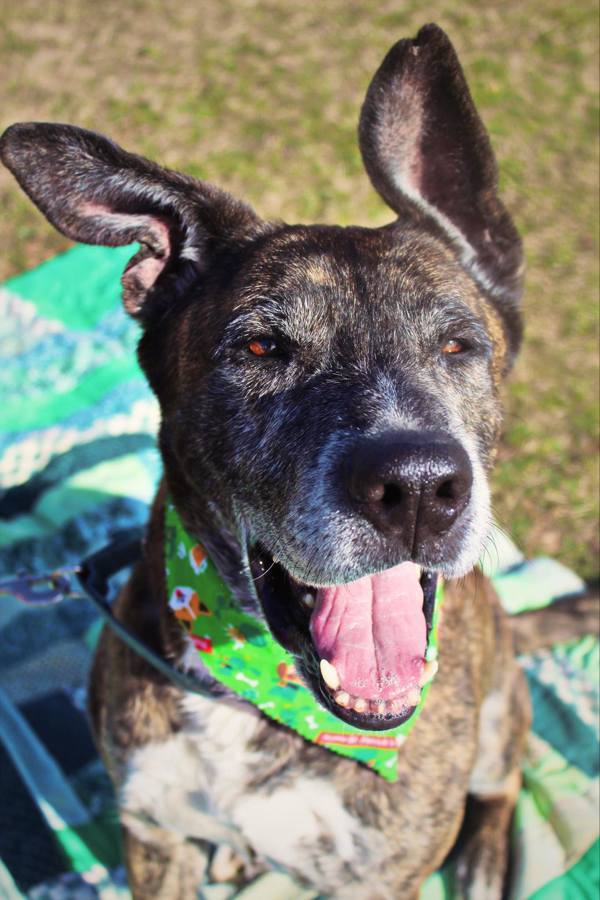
{"left": 372, "top": 699, "right": 387, "bottom": 715}
{"left": 302, "top": 592, "right": 315, "bottom": 608}
{"left": 320, "top": 659, "right": 340, "bottom": 691}
{"left": 353, "top": 697, "right": 368, "bottom": 713}
{"left": 407, "top": 687, "right": 422, "bottom": 707}
{"left": 415, "top": 565, "right": 423, "bottom": 579}
{"left": 389, "top": 698, "right": 404, "bottom": 713}
{"left": 334, "top": 690, "right": 351, "bottom": 708}
{"left": 419, "top": 659, "right": 438, "bottom": 687}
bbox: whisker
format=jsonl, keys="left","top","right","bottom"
{"left": 251, "top": 558, "right": 278, "bottom": 581}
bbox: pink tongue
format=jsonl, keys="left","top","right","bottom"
{"left": 310, "top": 562, "right": 426, "bottom": 701}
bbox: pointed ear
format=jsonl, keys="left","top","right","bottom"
{"left": 0, "top": 122, "right": 263, "bottom": 317}
{"left": 359, "top": 24, "right": 523, "bottom": 349}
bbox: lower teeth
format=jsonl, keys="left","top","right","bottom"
{"left": 333, "top": 690, "right": 351, "bottom": 708}
{"left": 327, "top": 684, "right": 423, "bottom": 713}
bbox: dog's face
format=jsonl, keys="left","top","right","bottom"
{"left": 1, "top": 25, "right": 522, "bottom": 731}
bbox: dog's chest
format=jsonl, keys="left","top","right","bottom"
{"left": 120, "top": 694, "right": 382, "bottom": 885}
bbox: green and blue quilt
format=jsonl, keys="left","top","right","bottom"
{"left": 0, "top": 246, "right": 597, "bottom": 899}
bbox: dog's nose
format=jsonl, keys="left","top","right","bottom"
{"left": 346, "top": 431, "right": 473, "bottom": 543}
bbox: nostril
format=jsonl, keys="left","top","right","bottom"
{"left": 363, "top": 481, "right": 405, "bottom": 505}
{"left": 382, "top": 482, "right": 403, "bottom": 507}
{"left": 435, "top": 479, "right": 456, "bottom": 501}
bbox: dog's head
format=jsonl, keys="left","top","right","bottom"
{"left": 1, "top": 25, "right": 522, "bottom": 730}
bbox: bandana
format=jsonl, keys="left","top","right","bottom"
{"left": 164, "top": 501, "right": 443, "bottom": 781}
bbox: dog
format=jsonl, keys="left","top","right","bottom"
{"left": 1, "top": 23, "right": 539, "bottom": 899}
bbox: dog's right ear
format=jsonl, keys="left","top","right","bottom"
{"left": 0, "top": 122, "right": 262, "bottom": 318}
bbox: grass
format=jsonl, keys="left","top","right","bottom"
{"left": 0, "top": 0, "right": 598, "bottom": 579}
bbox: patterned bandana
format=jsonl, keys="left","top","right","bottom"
{"left": 164, "top": 501, "right": 443, "bottom": 781}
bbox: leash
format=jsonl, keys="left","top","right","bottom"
{"left": 0, "top": 529, "right": 218, "bottom": 699}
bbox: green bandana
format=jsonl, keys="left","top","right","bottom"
{"left": 165, "top": 502, "right": 443, "bottom": 781}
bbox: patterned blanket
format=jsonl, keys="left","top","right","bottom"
{"left": 0, "top": 246, "right": 598, "bottom": 899}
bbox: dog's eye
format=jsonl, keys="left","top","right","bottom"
{"left": 247, "top": 338, "right": 279, "bottom": 357}
{"left": 441, "top": 338, "right": 466, "bottom": 355}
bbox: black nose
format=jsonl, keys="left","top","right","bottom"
{"left": 346, "top": 431, "right": 473, "bottom": 545}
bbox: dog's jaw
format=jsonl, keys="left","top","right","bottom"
{"left": 246, "top": 541, "right": 441, "bottom": 730}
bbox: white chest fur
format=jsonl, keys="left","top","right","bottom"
{"left": 121, "top": 693, "right": 386, "bottom": 892}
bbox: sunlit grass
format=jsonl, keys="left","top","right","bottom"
{"left": 0, "top": 0, "right": 597, "bottom": 578}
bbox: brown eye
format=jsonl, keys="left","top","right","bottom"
{"left": 442, "top": 338, "right": 465, "bottom": 355}
{"left": 248, "top": 338, "right": 278, "bottom": 357}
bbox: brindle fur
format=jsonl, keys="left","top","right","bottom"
{"left": 90, "top": 488, "right": 529, "bottom": 898}
{"left": 2, "top": 22, "right": 550, "bottom": 899}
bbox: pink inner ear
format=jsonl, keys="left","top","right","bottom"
{"left": 121, "top": 252, "right": 170, "bottom": 315}
{"left": 82, "top": 202, "right": 173, "bottom": 313}
{"left": 378, "top": 77, "right": 424, "bottom": 197}
{"left": 129, "top": 254, "right": 167, "bottom": 288}
{"left": 81, "top": 201, "right": 172, "bottom": 257}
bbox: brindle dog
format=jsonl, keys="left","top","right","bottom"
{"left": 2, "top": 24, "right": 537, "bottom": 899}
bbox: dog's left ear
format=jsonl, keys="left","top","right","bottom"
{"left": 359, "top": 24, "right": 523, "bottom": 355}
{"left": 0, "top": 122, "right": 263, "bottom": 318}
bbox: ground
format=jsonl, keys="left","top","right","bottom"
{"left": 0, "top": 0, "right": 598, "bottom": 579}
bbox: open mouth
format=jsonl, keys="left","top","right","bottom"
{"left": 249, "top": 548, "right": 439, "bottom": 732}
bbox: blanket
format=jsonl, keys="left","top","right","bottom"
{"left": 0, "top": 245, "right": 598, "bottom": 899}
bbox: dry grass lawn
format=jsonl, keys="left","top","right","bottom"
{"left": 1, "top": 0, "right": 598, "bottom": 578}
